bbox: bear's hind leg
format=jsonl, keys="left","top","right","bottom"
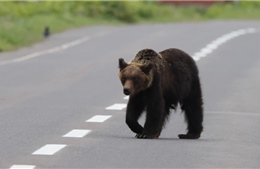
{"left": 179, "top": 103, "right": 203, "bottom": 139}
{"left": 179, "top": 90, "right": 203, "bottom": 139}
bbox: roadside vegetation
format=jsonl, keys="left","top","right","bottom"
{"left": 0, "top": 1, "right": 260, "bottom": 52}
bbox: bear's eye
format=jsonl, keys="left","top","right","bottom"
{"left": 121, "top": 77, "right": 126, "bottom": 83}
{"left": 133, "top": 77, "right": 140, "bottom": 84}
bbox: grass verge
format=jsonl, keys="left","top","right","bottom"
{"left": 0, "top": 1, "right": 260, "bottom": 52}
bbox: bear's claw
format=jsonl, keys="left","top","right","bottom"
{"left": 135, "top": 133, "right": 159, "bottom": 139}
{"left": 135, "top": 134, "right": 147, "bottom": 139}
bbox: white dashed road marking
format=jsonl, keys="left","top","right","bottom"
{"left": 63, "top": 129, "right": 92, "bottom": 138}
{"left": 86, "top": 115, "right": 112, "bottom": 122}
{"left": 32, "top": 144, "right": 67, "bottom": 155}
{"left": 106, "top": 103, "right": 127, "bottom": 110}
{"left": 192, "top": 27, "right": 257, "bottom": 61}
{"left": 0, "top": 29, "right": 113, "bottom": 66}
{"left": 0, "top": 36, "right": 90, "bottom": 66}
{"left": 10, "top": 165, "right": 35, "bottom": 169}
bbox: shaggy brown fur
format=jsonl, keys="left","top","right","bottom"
{"left": 118, "top": 48, "right": 203, "bottom": 139}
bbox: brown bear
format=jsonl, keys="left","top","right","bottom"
{"left": 118, "top": 48, "right": 203, "bottom": 139}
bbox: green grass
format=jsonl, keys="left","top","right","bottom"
{"left": 205, "top": 2, "right": 260, "bottom": 19}
{"left": 0, "top": 15, "right": 121, "bottom": 51}
{"left": 0, "top": 1, "right": 260, "bottom": 52}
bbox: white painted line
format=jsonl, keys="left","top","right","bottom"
{"left": 192, "top": 27, "right": 257, "bottom": 62}
{"left": 0, "top": 36, "right": 89, "bottom": 66}
{"left": 32, "top": 144, "right": 67, "bottom": 155}
{"left": 10, "top": 165, "right": 35, "bottom": 169}
{"left": 63, "top": 129, "right": 91, "bottom": 138}
{"left": 206, "top": 44, "right": 218, "bottom": 50}
{"left": 12, "top": 36, "right": 90, "bottom": 63}
{"left": 0, "top": 29, "right": 113, "bottom": 66}
{"left": 106, "top": 103, "right": 127, "bottom": 110}
{"left": 86, "top": 115, "right": 112, "bottom": 123}
{"left": 124, "top": 96, "right": 129, "bottom": 100}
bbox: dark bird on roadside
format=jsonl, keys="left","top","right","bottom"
{"left": 43, "top": 26, "right": 50, "bottom": 38}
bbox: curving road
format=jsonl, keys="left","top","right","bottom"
{"left": 1, "top": 21, "right": 260, "bottom": 168}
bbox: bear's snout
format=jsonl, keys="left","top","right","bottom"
{"left": 123, "top": 80, "right": 133, "bottom": 95}
{"left": 123, "top": 88, "right": 131, "bottom": 95}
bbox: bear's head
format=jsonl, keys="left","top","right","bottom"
{"left": 118, "top": 58, "right": 153, "bottom": 96}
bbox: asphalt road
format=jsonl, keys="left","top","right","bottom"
{"left": 1, "top": 21, "right": 260, "bottom": 168}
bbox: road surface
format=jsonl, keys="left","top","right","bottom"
{"left": 0, "top": 21, "right": 260, "bottom": 168}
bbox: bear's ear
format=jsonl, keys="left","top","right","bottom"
{"left": 119, "top": 58, "right": 128, "bottom": 71}
{"left": 141, "top": 63, "right": 153, "bottom": 74}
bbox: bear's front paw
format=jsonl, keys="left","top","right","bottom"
{"left": 135, "top": 133, "right": 159, "bottom": 139}
{"left": 178, "top": 133, "right": 200, "bottom": 139}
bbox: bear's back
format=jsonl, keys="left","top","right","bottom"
{"left": 159, "top": 48, "right": 198, "bottom": 75}
{"left": 131, "top": 49, "right": 163, "bottom": 66}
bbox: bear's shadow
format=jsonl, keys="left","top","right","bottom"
{"left": 109, "top": 134, "right": 210, "bottom": 142}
